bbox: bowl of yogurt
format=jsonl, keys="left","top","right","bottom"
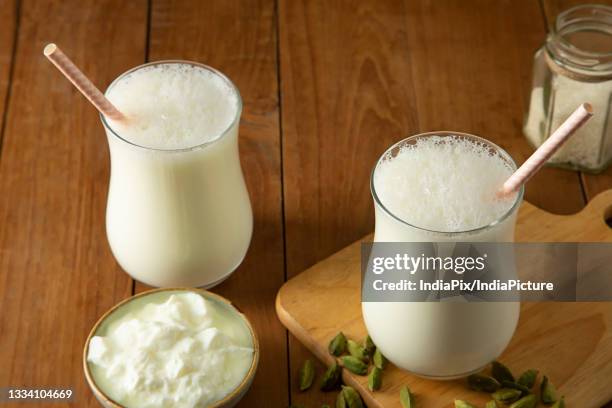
{"left": 83, "top": 288, "right": 259, "bottom": 408}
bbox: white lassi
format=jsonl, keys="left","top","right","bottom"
{"left": 362, "top": 132, "right": 522, "bottom": 379}
{"left": 102, "top": 62, "right": 252, "bottom": 288}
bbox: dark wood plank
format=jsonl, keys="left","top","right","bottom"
{"left": 0, "top": 0, "right": 16, "bottom": 142}
{"left": 279, "top": 0, "right": 586, "bottom": 405}
{"left": 279, "top": 0, "right": 420, "bottom": 287}
{"left": 539, "top": 0, "right": 612, "bottom": 200}
{"left": 279, "top": 1, "right": 421, "bottom": 405}
{"left": 135, "top": 1, "right": 288, "bottom": 407}
{"left": 0, "top": 1, "right": 146, "bottom": 407}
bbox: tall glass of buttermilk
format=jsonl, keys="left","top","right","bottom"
{"left": 362, "top": 132, "right": 523, "bottom": 379}
{"left": 101, "top": 61, "right": 252, "bottom": 288}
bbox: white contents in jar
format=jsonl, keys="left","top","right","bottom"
{"left": 524, "top": 74, "right": 612, "bottom": 170}
{"left": 87, "top": 291, "right": 254, "bottom": 408}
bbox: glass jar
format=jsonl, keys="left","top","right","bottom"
{"left": 524, "top": 4, "right": 612, "bottom": 173}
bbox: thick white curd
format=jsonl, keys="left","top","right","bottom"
{"left": 87, "top": 291, "right": 254, "bottom": 408}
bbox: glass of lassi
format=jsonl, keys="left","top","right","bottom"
{"left": 362, "top": 131, "right": 524, "bottom": 379}
{"left": 101, "top": 61, "right": 252, "bottom": 288}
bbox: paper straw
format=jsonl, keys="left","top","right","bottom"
{"left": 43, "top": 43, "right": 126, "bottom": 121}
{"left": 498, "top": 103, "right": 593, "bottom": 197}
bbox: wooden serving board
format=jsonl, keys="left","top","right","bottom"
{"left": 276, "top": 190, "right": 612, "bottom": 408}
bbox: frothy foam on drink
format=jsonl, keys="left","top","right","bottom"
{"left": 105, "top": 63, "right": 238, "bottom": 150}
{"left": 373, "top": 136, "right": 516, "bottom": 232}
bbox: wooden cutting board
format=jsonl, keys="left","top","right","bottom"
{"left": 276, "top": 190, "right": 612, "bottom": 408}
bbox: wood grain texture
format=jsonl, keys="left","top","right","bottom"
{"left": 0, "top": 1, "right": 146, "bottom": 407}
{"left": 279, "top": 0, "right": 419, "bottom": 280}
{"left": 539, "top": 0, "right": 612, "bottom": 200}
{"left": 278, "top": 1, "right": 421, "bottom": 405}
{"left": 278, "top": 0, "right": 587, "bottom": 405}
{"left": 277, "top": 190, "right": 612, "bottom": 408}
{"left": 0, "top": 1, "right": 607, "bottom": 407}
{"left": 134, "top": 1, "right": 288, "bottom": 407}
{"left": 0, "top": 0, "right": 16, "bottom": 141}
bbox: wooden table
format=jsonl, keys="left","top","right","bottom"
{"left": 0, "top": 1, "right": 610, "bottom": 407}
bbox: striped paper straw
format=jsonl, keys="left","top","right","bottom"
{"left": 44, "top": 43, "right": 126, "bottom": 121}
{"left": 498, "top": 103, "right": 593, "bottom": 197}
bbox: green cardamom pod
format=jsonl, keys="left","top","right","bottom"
{"left": 517, "top": 369, "right": 538, "bottom": 388}
{"left": 485, "top": 401, "right": 497, "bottom": 408}
{"left": 454, "top": 400, "right": 476, "bottom": 408}
{"left": 329, "top": 332, "right": 347, "bottom": 356}
{"left": 368, "top": 367, "right": 382, "bottom": 391}
{"left": 341, "top": 356, "right": 368, "bottom": 375}
{"left": 467, "top": 373, "right": 501, "bottom": 392}
{"left": 492, "top": 388, "right": 522, "bottom": 404}
{"left": 501, "top": 380, "right": 530, "bottom": 396}
{"left": 551, "top": 396, "right": 565, "bottom": 408}
{"left": 363, "top": 335, "right": 376, "bottom": 359}
{"left": 491, "top": 361, "right": 515, "bottom": 383}
{"left": 540, "top": 375, "right": 558, "bottom": 404}
{"left": 336, "top": 389, "right": 346, "bottom": 408}
{"left": 299, "top": 359, "right": 315, "bottom": 391}
{"left": 341, "top": 386, "right": 364, "bottom": 408}
{"left": 320, "top": 362, "right": 342, "bottom": 391}
{"left": 508, "top": 394, "right": 537, "bottom": 408}
{"left": 373, "top": 348, "right": 388, "bottom": 370}
{"left": 347, "top": 339, "right": 368, "bottom": 362}
{"left": 399, "top": 385, "right": 413, "bottom": 408}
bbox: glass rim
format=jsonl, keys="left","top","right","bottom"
{"left": 548, "top": 4, "right": 612, "bottom": 65}
{"left": 100, "top": 60, "right": 243, "bottom": 153}
{"left": 370, "top": 131, "right": 524, "bottom": 236}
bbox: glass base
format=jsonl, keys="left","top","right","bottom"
{"left": 401, "top": 364, "right": 487, "bottom": 381}
{"left": 197, "top": 268, "right": 235, "bottom": 289}
{"left": 126, "top": 249, "right": 247, "bottom": 290}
